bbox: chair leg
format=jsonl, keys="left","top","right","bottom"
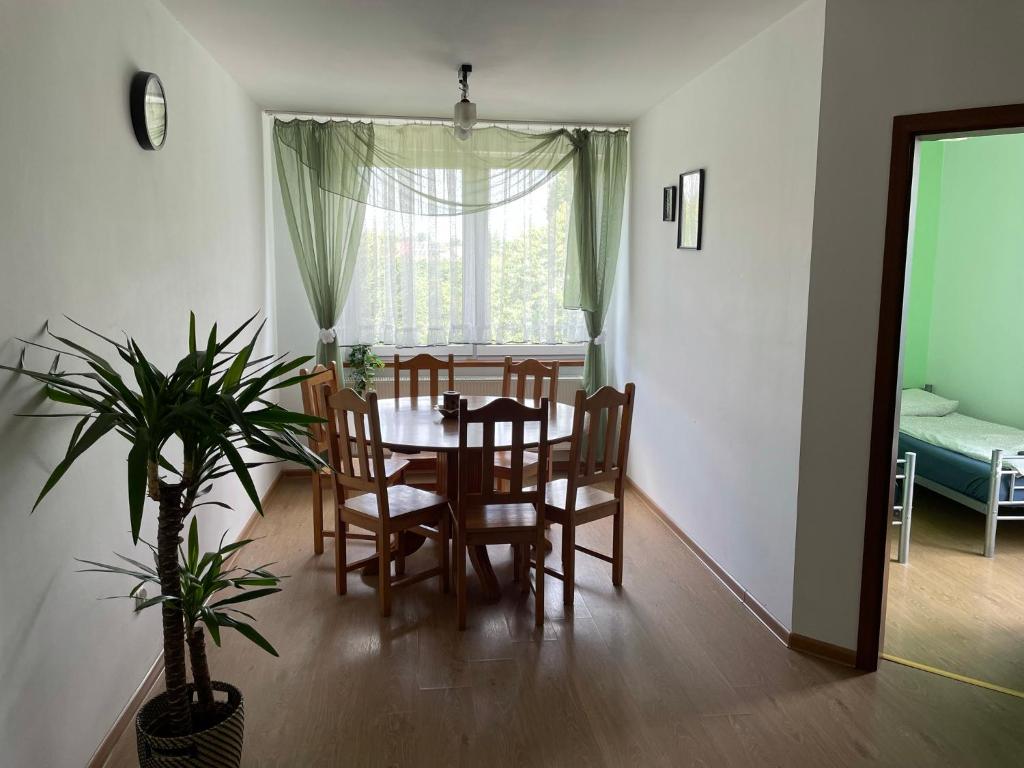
{"left": 612, "top": 502, "right": 624, "bottom": 587}
{"left": 456, "top": 532, "right": 467, "bottom": 630}
{"left": 439, "top": 509, "right": 451, "bottom": 594}
{"left": 335, "top": 508, "right": 347, "bottom": 596}
{"left": 534, "top": 531, "right": 545, "bottom": 628}
{"left": 562, "top": 522, "right": 575, "bottom": 606}
{"left": 312, "top": 472, "right": 324, "bottom": 555}
{"left": 378, "top": 530, "right": 392, "bottom": 617}
{"left": 395, "top": 532, "right": 406, "bottom": 577}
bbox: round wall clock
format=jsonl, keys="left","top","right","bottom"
{"left": 130, "top": 71, "right": 167, "bottom": 151}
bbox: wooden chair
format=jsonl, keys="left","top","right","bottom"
{"left": 298, "top": 363, "right": 406, "bottom": 555}
{"left": 543, "top": 383, "right": 636, "bottom": 605}
{"left": 323, "top": 387, "right": 450, "bottom": 615}
{"left": 495, "top": 357, "right": 559, "bottom": 487}
{"left": 392, "top": 353, "right": 456, "bottom": 489}
{"left": 454, "top": 397, "right": 550, "bottom": 630}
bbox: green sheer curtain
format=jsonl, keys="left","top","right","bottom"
{"left": 565, "top": 130, "right": 629, "bottom": 393}
{"left": 274, "top": 119, "right": 578, "bottom": 215}
{"left": 273, "top": 120, "right": 374, "bottom": 373}
{"left": 274, "top": 118, "right": 628, "bottom": 386}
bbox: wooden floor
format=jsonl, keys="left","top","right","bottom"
{"left": 105, "top": 477, "right": 1024, "bottom": 767}
{"left": 886, "top": 486, "right": 1024, "bottom": 692}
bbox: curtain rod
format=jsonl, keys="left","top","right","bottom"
{"left": 264, "top": 109, "right": 629, "bottom": 131}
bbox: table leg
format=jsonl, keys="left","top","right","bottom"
{"left": 360, "top": 532, "right": 425, "bottom": 576}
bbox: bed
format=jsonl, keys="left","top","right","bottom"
{"left": 898, "top": 390, "right": 1024, "bottom": 557}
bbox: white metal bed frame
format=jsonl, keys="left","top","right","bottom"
{"left": 911, "top": 449, "right": 1024, "bottom": 558}
{"left": 901, "top": 385, "right": 1024, "bottom": 558}
{"left": 892, "top": 452, "right": 916, "bottom": 564}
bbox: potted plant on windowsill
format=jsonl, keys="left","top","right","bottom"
{"left": 1, "top": 314, "right": 323, "bottom": 767}
{"left": 346, "top": 343, "right": 384, "bottom": 395}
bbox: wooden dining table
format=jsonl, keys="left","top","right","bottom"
{"left": 368, "top": 395, "right": 576, "bottom": 601}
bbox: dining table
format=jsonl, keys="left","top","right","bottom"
{"left": 363, "top": 394, "right": 576, "bottom": 602}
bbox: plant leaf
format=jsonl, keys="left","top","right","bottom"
{"left": 187, "top": 516, "right": 199, "bottom": 571}
{"left": 215, "top": 437, "right": 262, "bottom": 514}
{"left": 33, "top": 413, "right": 116, "bottom": 511}
{"left": 219, "top": 615, "right": 278, "bottom": 656}
{"left": 210, "top": 587, "right": 281, "bottom": 609}
{"left": 127, "top": 441, "right": 148, "bottom": 543}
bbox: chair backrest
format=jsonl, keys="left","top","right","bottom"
{"left": 501, "top": 357, "right": 559, "bottom": 405}
{"left": 322, "top": 386, "right": 391, "bottom": 517}
{"left": 563, "top": 384, "right": 636, "bottom": 510}
{"left": 458, "top": 397, "right": 549, "bottom": 514}
{"left": 394, "top": 353, "right": 456, "bottom": 400}
{"left": 298, "top": 362, "right": 338, "bottom": 454}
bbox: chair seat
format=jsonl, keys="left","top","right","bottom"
{"left": 343, "top": 484, "right": 447, "bottom": 521}
{"left": 390, "top": 450, "right": 437, "bottom": 461}
{"left": 320, "top": 458, "right": 408, "bottom": 482}
{"left": 462, "top": 502, "right": 538, "bottom": 534}
{"left": 545, "top": 478, "right": 616, "bottom": 513}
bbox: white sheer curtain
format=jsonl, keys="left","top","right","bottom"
{"left": 338, "top": 162, "right": 586, "bottom": 347}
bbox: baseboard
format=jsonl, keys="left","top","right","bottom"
{"left": 789, "top": 633, "right": 857, "bottom": 667}
{"left": 625, "top": 477, "right": 791, "bottom": 646}
{"left": 86, "top": 469, "right": 285, "bottom": 768}
{"left": 625, "top": 477, "right": 859, "bottom": 666}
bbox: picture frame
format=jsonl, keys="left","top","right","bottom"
{"left": 662, "top": 185, "right": 677, "bottom": 222}
{"left": 676, "top": 169, "right": 705, "bottom": 250}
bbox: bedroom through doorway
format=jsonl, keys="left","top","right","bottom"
{"left": 883, "top": 128, "right": 1024, "bottom": 695}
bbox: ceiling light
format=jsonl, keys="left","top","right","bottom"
{"left": 454, "top": 64, "right": 476, "bottom": 139}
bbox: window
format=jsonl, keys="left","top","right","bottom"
{"left": 338, "top": 161, "right": 587, "bottom": 351}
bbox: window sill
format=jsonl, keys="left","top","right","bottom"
{"left": 370, "top": 343, "right": 586, "bottom": 363}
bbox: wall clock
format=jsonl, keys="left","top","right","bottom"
{"left": 130, "top": 71, "right": 167, "bottom": 151}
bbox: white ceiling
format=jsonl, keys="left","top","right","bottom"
{"left": 163, "top": 0, "right": 803, "bottom": 124}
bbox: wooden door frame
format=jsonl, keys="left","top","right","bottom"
{"left": 857, "top": 102, "right": 1024, "bottom": 671}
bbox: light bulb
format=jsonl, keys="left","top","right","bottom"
{"left": 454, "top": 98, "right": 477, "bottom": 131}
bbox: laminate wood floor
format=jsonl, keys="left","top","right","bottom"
{"left": 886, "top": 486, "right": 1024, "bottom": 692}
{"left": 106, "top": 477, "right": 1024, "bottom": 767}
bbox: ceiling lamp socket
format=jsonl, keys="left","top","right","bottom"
{"left": 454, "top": 64, "right": 477, "bottom": 138}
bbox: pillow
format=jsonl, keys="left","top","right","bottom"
{"left": 900, "top": 388, "right": 959, "bottom": 417}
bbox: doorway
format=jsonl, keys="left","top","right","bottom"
{"left": 857, "top": 104, "right": 1024, "bottom": 686}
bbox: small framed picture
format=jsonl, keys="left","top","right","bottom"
{"left": 662, "top": 185, "right": 677, "bottom": 221}
{"left": 677, "top": 169, "right": 705, "bottom": 250}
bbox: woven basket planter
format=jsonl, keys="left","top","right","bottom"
{"left": 136, "top": 682, "right": 244, "bottom": 768}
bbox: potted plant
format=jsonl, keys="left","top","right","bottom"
{"left": 345, "top": 343, "right": 384, "bottom": 395}
{"left": 1, "top": 314, "right": 323, "bottom": 766}
{"left": 79, "top": 517, "right": 282, "bottom": 766}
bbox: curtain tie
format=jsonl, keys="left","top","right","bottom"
{"left": 590, "top": 331, "right": 606, "bottom": 346}
{"left": 318, "top": 328, "right": 337, "bottom": 345}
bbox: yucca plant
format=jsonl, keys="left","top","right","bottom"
{"left": 79, "top": 517, "right": 282, "bottom": 716}
{"left": 1, "top": 313, "right": 324, "bottom": 738}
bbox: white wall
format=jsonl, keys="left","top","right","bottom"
{"left": 619, "top": 0, "right": 825, "bottom": 630}
{"left": 0, "top": 2, "right": 272, "bottom": 765}
{"left": 793, "top": 0, "right": 1024, "bottom": 649}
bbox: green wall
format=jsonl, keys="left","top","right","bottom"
{"left": 902, "top": 141, "right": 943, "bottom": 387}
{"left": 903, "top": 133, "right": 1024, "bottom": 427}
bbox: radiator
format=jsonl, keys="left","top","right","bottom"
{"left": 371, "top": 376, "right": 584, "bottom": 404}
